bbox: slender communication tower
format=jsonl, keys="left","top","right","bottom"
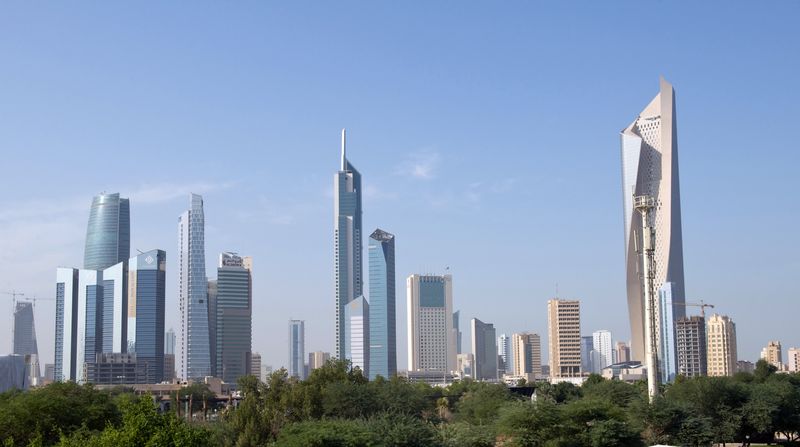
{"left": 634, "top": 194, "right": 659, "bottom": 401}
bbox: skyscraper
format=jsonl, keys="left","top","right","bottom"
{"left": 164, "top": 328, "right": 176, "bottom": 381}
{"left": 368, "top": 228, "right": 396, "bottom": 380}
{"left": 250, "top": 352, "right": 261, "bottom": 378}
{"left": 308, "top": 351, "right": 331, "bottom": 371}
{"left": 621, "top": 78, "right": 687, "bottom": 362}
{"left": 407, "top": 274, "right": 457, "bottom": 373}
{"left": 706, "top": 314, "right": 737, "bottom": 377}
{"left": 471, "top": 318, "right": 497, "bottom": 381}
{"left": 511, "top": 332, "right": 541, "bottom": 381}
{"left": 215, "top": 252, "right": 253, "bottom": 383}
{"left": 207, "top": 279, "right": 217, "bottom": 376}
{"left": 179, "top": 194, "right": 210, "bottom": 380}
{"left": 675, "top": 316, "right": 707, "bottom": 378}
{"left": 334, "top": 129, "right": 363, "bottom": 360}
{"left": 345, "top": 296, "right": 369, "bottom": 377}
{"left": 548, "top": 299, "right": 581, "bottom": 379}
{"left": 616, "top": 342, "right": 631, "bottom": 363}
{"left": 580, "top": 336, "right": 594, "bottom": 373}
{"left": 498, "top": 333, "right": 511, "bottom": 375}
{"left": 127, "top": 249, "right": 166, "bottom": 384}
{"left": 453, "top": 310, "right": 462, "bottom": 355}
{"left": 55, "top": 268, "right": 78, "bottom": 382}
{"left": 786, "top": 348, "right": 800, "bottom": 373}
{"left": 84, "top": 193, "right": 130, "bottom": 271}
{"left": 761, "top": 341, "right": 783, "bottom": 369}
{"left": 592, "top": 330, "right": 613, "bottom": 373}
{"left": 13, "top": 302, "right": 38, "bottom": 368}
{"left": 288, "top": 320, "right": 305, "bottom": 379}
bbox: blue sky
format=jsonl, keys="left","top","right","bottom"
{"left": 1, "top": 2, "right": 798, "bottom": 371}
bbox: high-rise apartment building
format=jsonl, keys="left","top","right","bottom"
{"left": 761, "top": 341, "right": 783, "bottom": 369}
{"left": 592, "top": 330, "right": 613, "bottom": 373}
{"left": 288, "top": 320, "right": 305, "bottom": 379}
{"left": 308, "top": 351, "right": 331, "bottom": 371}
{"left": 511, "top": 332, "right": 541, "bottom": 381}
{"left": 345, "top": 296, "right": 369, "bottom": 377}
{"left": 127, "top": 249, "right": 166, "bottom": 383}
{"left": 547, "top": 299, "right": 581, "bottom": 379}
{"left": 179, "top": 194, "right": 210, "bottom": 380}
{"left": 621, "top": 78, "right": 687, "bottom": 363}
{"left": 616, "top": 342, "right": 631, "bottom": 363}
{"left": 13, "top": 302, "right": 39, "bottom": 378}
{"left": 368, "top": 229, "right": 395, "bottom": 380}
{"left": 471, "top": 318, "right": 497, "bottom": 381}
{"left": 675, "top": 316, "right": 707, "bottom": 378}
{"left": 786, "top": 348, "right": 800, "bottom": 373}
{"left": 215, "top": 252, "right": 253, "bottom": 383}
{"left": 164, "top": 328, "right": 176, "bottom": 381}
{"left": 407, "top": 274, "right": 457, "bottom": 373}
{"left": 84, "top": 193, "right": 130, "bottom": 271}
{"left": 498, "top": 334, "right": 511, "bottom": 375}
{"left": 706, "top": 314, "right": 737, "bottom": 377}
{"left": 334, "top": 129, "right": 363, "bottom": 360}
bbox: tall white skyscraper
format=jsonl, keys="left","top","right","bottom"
{"left": 288, "top": 320, "right": 305, "bottom": 379}
{"left": 592, "top": 330, "right": 613, "bottom": 373}
{"left": 407, "top": 274, "right": 457, "bottom": 373}
{"left": 621, "top": 77, "right": 687, "bottom": 363}
{"left": 334, "top": 129, "right": 363, "bottom": 360}
{"left": 345, "top": 296, "right": 369, "bottom": 376}
{"left": 179, "top": 194, "right": 210, "bottom": 380}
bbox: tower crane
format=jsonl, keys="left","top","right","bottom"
{"left": 673, "top": 300, "right": 715, "bottom": 318}
{"left": 2, "top": 290, "right": 25, "bottom": 307}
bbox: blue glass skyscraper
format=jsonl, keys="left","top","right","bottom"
{"left": 288, "top": 320, "right": 305, "bottom": 379}
{"left": 368, "top": 229, "right": 395, "bottom": 380}
{"left": 334, "top": 129, "right": 363, "bottom": 360}
{"left": 84, "top": 193, "right": 130, "bottom": 270}
{"left": 128, "top": 249, "right": 166, "bottom": 383}
{"left": 179, "top": 194, "right": 210, "bottom": 380}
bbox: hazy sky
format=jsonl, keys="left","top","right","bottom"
{"left": 1, "top": 2, "right": 798, "bottom": 372}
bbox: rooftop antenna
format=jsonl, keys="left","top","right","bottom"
{"left": 340, "top": 128, "right": 346, "bottom": 171}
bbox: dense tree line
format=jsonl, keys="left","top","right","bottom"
{"left": 1, "top": 359, "right": 799, "bottom": 446}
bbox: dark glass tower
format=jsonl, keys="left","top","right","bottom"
{"left": 128, "top": 249, "right": 166, "bottom": 383}
{"left": 368, "top": 229, "right": 395, "bottom": 380}
{"left": 84, "top": 193, "right": 130, "bottom": 271}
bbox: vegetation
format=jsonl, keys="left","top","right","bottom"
{"left": 2, "top": 359, "right": 799, "bottom": 446}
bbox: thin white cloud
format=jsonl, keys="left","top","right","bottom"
{"left": 396, "top": 151, "right": 441, "bottom": 179}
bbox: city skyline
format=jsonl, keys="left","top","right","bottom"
{"left": 1, "top": 3, "right": 798, "bottom": 373}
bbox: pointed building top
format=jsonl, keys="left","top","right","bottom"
{"left": 341, "top": 128, "right": 346, "bottom": 171}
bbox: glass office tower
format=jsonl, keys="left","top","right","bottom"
{"left": 368, "top": 229, "right": 395, "bottom": 380}
{"left": 128, "top": 249, "right": 166, "bottom": 383}
{"left": 13, "top": 301, "right": 39, "bottom": 377}
{"left": 179, "top": 194, "right": 210, "bottom": 380}
{"left": 334, "top": 129, "right": 363, "bottom": 360}
{"left": 471, "top": 318, "right": 498, "bottom": 381}
{"left": 345, "top": 296, "right": 369, "bottom": 377}
{"left": 55, "top": 268, "right": 79, "bottom": 382}
{"left": 215, "top": 252, "right": 253, "bottom": 383}
{"left": 84, "top": 193, "right": 130, "bottom": 270}
{"left": 288, "top": 320, "right": 305, "bottom": 379}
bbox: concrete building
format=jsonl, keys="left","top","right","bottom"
{"left": 621, "top": 78, "right": 687, "bottom": 362}
{"left": 706, "top": 314, "right": 737, "bottom": 377}
{"left": 334, "top": 129, "right": 364, "bottom": 360}
{"left": 83, "top": 193, "right": 130, "bottom": 271}
{"left": 215, "top": 252, "right": 253, "bottom": 383}
{"left": 308, "top": 351, "right": 330, "bottom": 371}
{"left": 368, "top": 229, "right": 396, "bottom": 380}
{"left": 761, "top": 341, "right": 783, "bottom": 370}
{"left": 471, "top": 318, "right": 497, "bottom": 381}
{"left": 548, "top": 299, "right": 581, "bottom": 379}
{"left": 345, "top": 296, "right": 369, "bottom": 377}
{"left": 615, "top": 342, "right": 631, "bottom": 363}
{"left": 592, "top": 330, "right": 613, "bottom": 373}
{"left": 407, "top": 274, "right": 457, "bottom": 373}
{"left": 675, "top": 316, "right": 707, "bottom": 378}
{"left": 736, "top": 360, "right": 755, "bottom": 374}
{"left": 601, "top": 361, "right": 646, "bottom": 383}
{"left": 786, "top": 348, "right": 800, "bottom": 373}
{"left": 179, "top": 194, "right": 210, "bottom": 380}
{"left": 288, "top": 320, "right": 305, "bottom": 379}
{"left": 251, "top": 352, "right": 261, "bottom": 378}
{"left": 511, "top": 332, "right": 541, "bottom": 381}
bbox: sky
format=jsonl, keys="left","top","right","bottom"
{"left": 1, "top": 2, "right": 798, "bottom": 372}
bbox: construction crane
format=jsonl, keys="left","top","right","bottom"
{"left": 1, "top": 290, "right": 25, "bottom": 307}
{"left": 675, "top": 300, "right": 715, "bottom": 318}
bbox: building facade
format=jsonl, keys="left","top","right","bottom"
{"left": 547, "top": 299, "right": 581, "bottom": 379}
{"left": 407, "top": 274, "right": 457, "bottom": 373}
{"left": 368, "top": 228, "right": 396, "bottom": 380}
{"left": 511, "top": 332, "right": 541, "bottom": 380}
{"left": 13, "top": 301, "right": 39, "bottom": 378}
{"left": 706, "top": 314, "right": 737, "bottom": 377}
{"left": 308, "top": 351, "right": 331, "bottom": 371}
{"left": 179, "top": 193, "right": 210, "bottom": 380}
{"left": 127, "top": 249, "right": 166, "bottom": 384}
{"left": 498, "top": 333, "right": 511, "bottom": 376}
{"left": 592, "top": 330, "right": 613, "bottom": 373}
{"left": 621, "top": 78, "right": 687, "bottom": 362}
{"left": 761, "top": 341, "right": 783, "bottom": 369}
{"left": 675, "top": 316, "right": 707, "bottom": 378}
{"left": 471, "top": 318, "right": 497, "bottom": 381}
{"left": 251, "top": 353, "right": 261, "bottom": 378}
{"left": 288, "top": 320, "right": 305, "bottom": 379}
{"left": 84, "top": 193, "right": 130, "bottom": 271}
{"left": 215, "top": 252, "right": 253, "bottom": 383}
{"left": 581, "top": 336, "right": 593, "bottom": 373}
{"left": 164, "top": 328, "right": 176, "bottom": 381}
{"left": 616, "top": 342, "right": 631, "bottom": 363}
{"left": 658, "top": 283, "right": 678, "bottom": 382}
{"left": 786, "top": 348, "right": 800, "bottom": 373}
{"left": 334, "top": 129, "right": 363, "bottom": 360}
{"left": 345, "top": 296, "right": 369, "bottom": 377}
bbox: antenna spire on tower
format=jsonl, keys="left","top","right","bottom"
{"left": 341, "top": 128, "right": 346, "bottom": 171}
